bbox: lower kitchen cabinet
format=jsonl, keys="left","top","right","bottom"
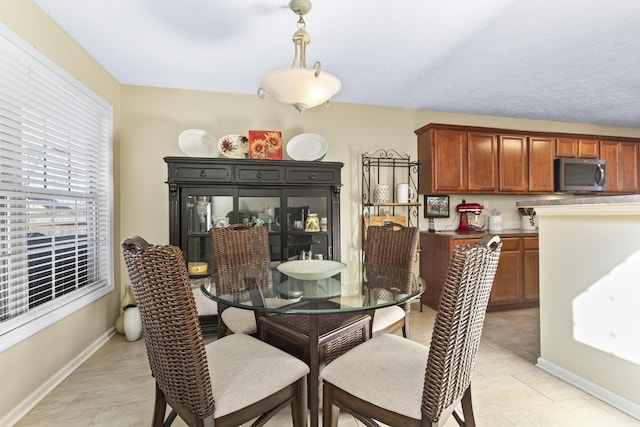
{"left": 420, "top": 231, "right": 539, "bottom": 311}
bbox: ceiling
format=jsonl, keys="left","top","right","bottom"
{"left": 34, "top": 0, "right": 640, "bottom": 127}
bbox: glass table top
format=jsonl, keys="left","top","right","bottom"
{"left": 200, "top": 260, "right": 424, "bottom": 315}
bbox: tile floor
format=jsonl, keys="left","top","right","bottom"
{"left": 15, "top": 303, "right": 640, "bottom": 426}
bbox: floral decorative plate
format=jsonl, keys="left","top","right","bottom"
{"left": 178, "top": 129, "right": 218, "bottom": 157}
{"left": 286, "top": 133, "right": 328, "bottom": 161}
{"left": 217, "top": 135, "right": 249, "bottom": 159}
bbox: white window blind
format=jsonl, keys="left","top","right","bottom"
{"left": 0, "top": 24, "right": 113, "bottom": 351}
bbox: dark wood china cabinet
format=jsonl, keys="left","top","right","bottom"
{"left": 165, "top": 157, "right": 343, "bottom": 334}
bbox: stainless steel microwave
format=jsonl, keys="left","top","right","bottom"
{"left": 554, "top": 158, "right": 607, "bottom": 193}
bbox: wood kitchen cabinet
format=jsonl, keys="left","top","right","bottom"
{"left": 600, "top": 141, "right": 639, "bottom": 193}
{"left": 556, "top": 137, "right": 600, "bottom": 159}
{"left": 420, "top": 231, "right": 539, "bottom": 311}
{"left": 523, "top": 236, "right": 539, "bottom": 301}
{"left": 488, "top": 237, "right": 523, "bottom": 304}
{"left": 416, "top": 123, "right": 640, "bottom": 195}
{"left": 468, "top": 132, "right": 498, "bottom": 191}
{"left": 528, "top": 136, "right": 555, "bottom": 192}
{"left": 417, "top": 125, "right": 497, "bottom": 193}
{"left": 498, "top": 134, "right": 528, "bottom": 192}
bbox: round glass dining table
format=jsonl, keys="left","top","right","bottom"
{"left": 201, "top": 259, "right": 424, "bottom": 427}
{"left": 201, "top": 260, "right": 423, "bottom": 313}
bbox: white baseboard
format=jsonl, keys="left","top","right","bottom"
{"left": 536, "top": 357, "right": 640, "bottom": 420}
{"left": 2, "top": 328, "right": 116, "bottom": 427}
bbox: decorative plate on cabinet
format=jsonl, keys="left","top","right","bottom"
{"left": 178, "top": 129, "right": 218, "bottom": 157}
{"left": 286, "top": 133, "right": 328, "bottom": 161}
{"left": 218, "top": 135, "right": 249, "bottom": 158}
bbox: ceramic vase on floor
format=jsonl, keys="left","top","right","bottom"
{"left": 116, "top": 285, "right": 137, "bottom": 335}
{"left": 123, "top": 305, "right": 142, "bottom": 341}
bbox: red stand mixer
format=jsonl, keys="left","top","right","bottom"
{"left": 455, "top": 201, "right": 485, "bottom": 233}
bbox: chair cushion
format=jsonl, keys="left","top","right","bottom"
{"left": 221, "top": 298, "right": 287, "bottom": 334}
{"left": 207, "top": 333, "right": 309, "bottom": 418}
{"left": 321, "top": 333, "right": 428, "bottom": 420}
{"left": 192, "top": 288, "right": 218, "bottom": 316}
{"left": 371, "top": 305, "right": 405, "bottom": 334}
{"left": 221, "top": 307, "right": 257, "bottom": 334}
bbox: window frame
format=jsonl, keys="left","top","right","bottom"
{"left": 0, "top": 23, "right": 114, "bottom": 352}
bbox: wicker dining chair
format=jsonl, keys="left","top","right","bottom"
{"left": 121, "top": 236, "right": 309, "bottom": 427}
{"left": 321, "top": 235, "right": 502, "bottom": 427}
{"left": 364, "top": 223, "right": 419, "bottom": 338}
{"left": 209, "top": 224, "right": 272, "bottom": 338}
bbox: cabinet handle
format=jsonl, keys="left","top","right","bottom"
{"left": 257, "top": 171, "right": 263, "bottom": 179}
{"left": 200, "top": 170, "right": 206, "bottom": 177}
{"left": 309, "top": 173, "right": 316, "bottom": 179}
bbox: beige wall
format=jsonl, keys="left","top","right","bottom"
{"left": 4, "top": 0, "right": 640, "bottom": 423}
{"left": 0, "top": 1, "right": 121, "bottom": 422}
{"left": 119, "top": 84, "right": 640, "bottom": 278}
{"left": 535, "top": 209, "right": 640, "bottom": 415}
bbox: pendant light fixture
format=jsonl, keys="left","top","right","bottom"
{"left": 258, "top": 0, "right": 341, "bottom": 113}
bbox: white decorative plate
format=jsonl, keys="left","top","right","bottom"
{"left": 277, "top": 260, "right": 346, "bottom": 280}
{"left": 178, "top": 129, "right": 218, "bottom": 157}
{"left": 218, "top": 135, "right": 249, "bottom": 159}
{"left": 286, "top": 133, "right": 328, "bottom": 161}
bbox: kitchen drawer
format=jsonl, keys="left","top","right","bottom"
{"left": 235, "top": 165, "right": 285, "bottom": 183}
{"left": 523, "top": 236, "right": 539, "bottom": 250}
{"left": 170, "top": 164, "right": 232, "bottom": 182}
{"left": 500, "top": 237, "right": 522, "bottom": 251}
{"left": 287, "top": 167, "right": 341, "bottom": 184}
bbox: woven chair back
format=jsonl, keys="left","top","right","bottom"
{"left": 209, "top": 224, "right": 272, "bottom": 299}
{"left": 121, "top": 236, "right": 214, "bottom": 419}
{"left": 422, "top": 235, "right": 502, "bottom": 422}
{"left": 210, "top": 224, "right": 270, "bottom": 272}
{"left": 364, "top": 225, "right": 419, "bottom": 310}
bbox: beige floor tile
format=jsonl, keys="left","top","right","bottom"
{"left": 513, "top": 368, "right": 587, "bottom": 401}
{"left": 501, "top": 396, "right": 640, "bottom": 426}
{"left": 14, "top": 305, "right": 639, "bottom": 427}
{"left": 474, "top": 344, "right": 539, "bottom": 377}
{"left": 472, "top": 374, "right": 551, "bottom": 416}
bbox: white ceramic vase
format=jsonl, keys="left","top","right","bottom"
{"left": 123, "top": 306, "right": 142, "bottom": 341}
{"left": 520, "top": 215, "right": 537, "bottom": 230}
{"left": 373, "top": 184, "right": 390, "bottom": 203}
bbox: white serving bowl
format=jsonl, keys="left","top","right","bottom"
{"left": 277, "top": 260, "right": 346, "bottom": 280}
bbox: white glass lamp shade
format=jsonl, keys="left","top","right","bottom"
{"left": 260, "top": 67, "right": 341, "bottom": 112}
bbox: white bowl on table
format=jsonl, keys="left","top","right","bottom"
{"left": 277, "top": 260, "right": 346, "bottom": 281}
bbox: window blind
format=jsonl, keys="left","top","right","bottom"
{"left": 0, "top": 24, "right": 113, "bottom": 351}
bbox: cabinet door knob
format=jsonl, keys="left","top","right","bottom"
{"left": 309, "top": 173, "right": 316, "bottom": 179}
{"left": 200, "top": 170, "right": 206, "bottom": 177}
{"left": 257, "top": 171, "right": 263, "bottom": 178}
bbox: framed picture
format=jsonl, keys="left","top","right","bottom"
{"left": 248, "top": 130, "right": 283, "bottom": 160}
{"left": 424, "top": 195, "right": 450, "bottom": 218}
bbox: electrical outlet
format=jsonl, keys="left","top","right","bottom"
{"left": 482, "top": 199, "right": 489, "bottom": 210}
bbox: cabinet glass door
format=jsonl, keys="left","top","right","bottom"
{"left": 285, "top": 189, "right": 331, "bottom": 260}
{"left": 238, "top": 188, "right": 282, "bottom": 261}
{"left": 183, "top": 189, "right": 233, "bottom": 275}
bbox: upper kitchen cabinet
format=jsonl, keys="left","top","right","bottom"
{"left": 600, "top": 141, "right": 639, "bottom": 193}
{"left": 556, "top": 137, "right": 600, "bottom": 159}
{"left": 416, "top": 124, "right": 497, "bottom": 193}
{"left": 416, "top": 123, "right": 640, "bottom": 195}
{"left": 498, "top": 134, "right": 528, "bottom": 192}
{"left": 528, "top": 136, "right": 555, "bottom": 193}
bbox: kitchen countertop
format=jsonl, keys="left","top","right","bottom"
{"left": 423, "top": 229, "right": 538, "bottom": 238}
{"left": 516, "top": 194, "right": 640, "bottom": 215}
